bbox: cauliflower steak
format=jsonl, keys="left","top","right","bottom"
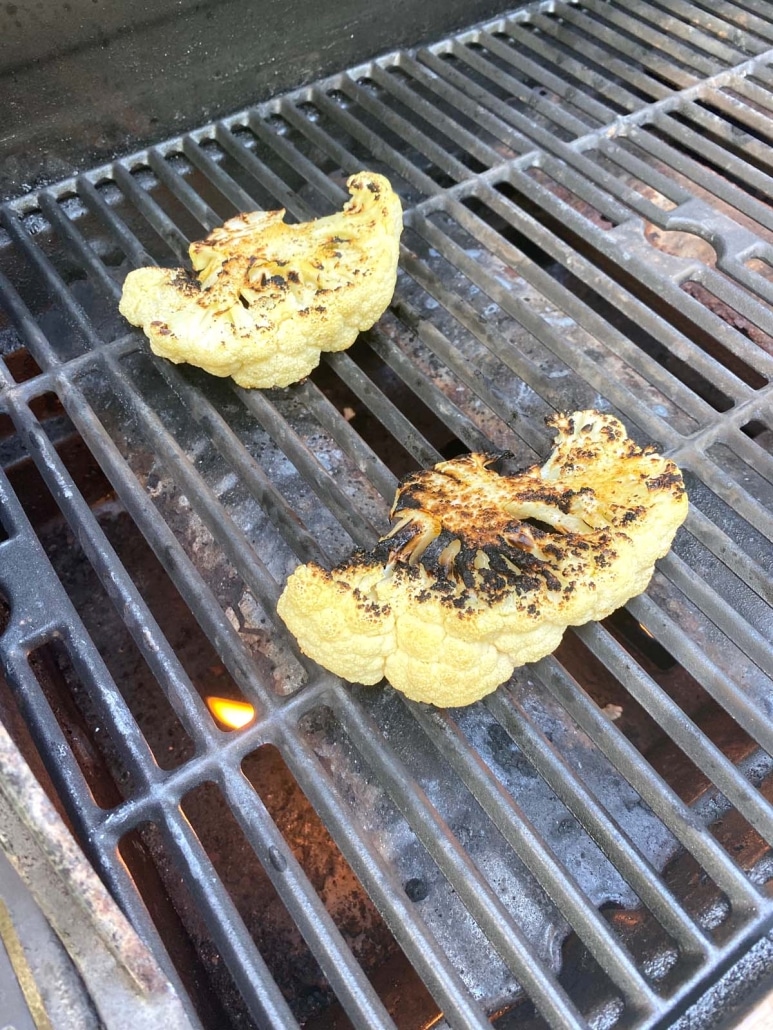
{"left": 277, "top": 411, "right": 688, "bottom": 707}
{"left": 118, "top": 172, "right": 402, "bottom": 388}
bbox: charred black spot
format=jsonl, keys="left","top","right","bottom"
{"left": 646, "top": 471, "right": 683, "bottom": 491}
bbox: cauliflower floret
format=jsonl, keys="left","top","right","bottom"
{"left": 118, "top": 172, "right": 402, "bottom": 388}
{"left": 277, "top": 411, "right": 688, "bottom": 707}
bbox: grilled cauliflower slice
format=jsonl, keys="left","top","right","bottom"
{"left": 118, "top": 172, "right": 402, "bottom": 388}
{"left": 277, "top": 411, "right": 688, "bottom": 707}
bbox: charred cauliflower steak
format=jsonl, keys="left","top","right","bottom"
{"left": 277, "top": 411, "right": 688, "bottom": 707}
{"left": 118, "top": 172, "right": 402, "bottom": 388}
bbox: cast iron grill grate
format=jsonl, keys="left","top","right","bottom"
{"left": 1, "top": 1, "right": 773, "bottom": 1027}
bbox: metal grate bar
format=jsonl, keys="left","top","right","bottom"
{"left": 0, "top": 633, "right": 126, "bottom": 821}
{"left": 476, "top": 27, "right": 618, "bottom": 127}
{"left": 111, "top": 163, "right": 191, "bottom": 263}
{"left": 412, "top": 205, "right": 697, "bottom": 439}
{"left": 575, "top": 620, "right": 773, "bottom": 843}
{"left": 309, "top": 87, "right": 443, "bottom": 198}
{"left": 75, "top": 175, "right": 156, "bottom": 267}
{"left": 489, "top": 171, "right": 772, "bottom": 395}
{"left": 363, "top": 326, "right": 496, "bottom": 454}
{"left": 623, "top": 120, "right": 773, "bottom": 237}
{"left": 439, "top": 182, "right": 699, "bottom": 412}
{"left": 577, "top": 0, "right": 725, "bottom": 78}
{"left": 415, "top": 48, "right": 543, "bottom": 152}
{"left": 686, "top": 442, "right": 773, "bottom": 545}
{"left": 447, "top": 37, "right": 593, "bottom": 141}
{"left": 54, "top": 375, "right": 281, "bottom": 712}
{"left": 1, "top": 211, "right": 96, "bottom": 352}
{"left": 443, "top": 40, "right": 592, "bottom": 141}
{"left": 322, "top": 351, "right": 443, "bottom": 469}
{"left": 386, "top": 290, "right": 541, "bottom": 451}
{"left": 540, "top": 4, "right": 698, "bottom": 89}
{"left": 235, "top": 387, "right": 383, "bottom": 550}
{"left": 394, "top": 252, "right": 563, "bottom": 425}
{"left": 0, "top": 269, "right": 65, "bottom": 369}
{"left": 331, "top": 691, "right": 594, "bottom": 1030}
{"left": 246, "top": 108, "right": 351, "bottom": 210}
{"left": 406, "top": 702, "right": 661, "bottom": 1011}
{"left": 220, "top": 766, "right": 399, "bottom": 1030}
{"left": 386, "top": 53, "right": 527, "bottom": 157}
{"left": 674, "top": 101, "right": 773, "bottom": 179}
{"left": 500, "top": 11, "right": 671, "bottom": 108}
{"left": 154, "top": 367, "right": 325, "bottom": 566}
{"left": 280, "top": 728, "right": 496, "bottom": 1030}
{"left": 0, "top": 554, "right": 157, "bottom": 801}
{"left": 337, "top": 73, "right": 484, "bottom": 183}
{"left": 157, "top": 807, "right": 304, "bottom": 1030}
{"left": 180, "top": 137, "right": 262, "bottom": 216}
{"left": 622, "top": 0, "right": 751, "bottom": 65}
{"left": 682, "top": 506, "right": 773, "bottom": 612}
{"left": 290, "top": 377, "right": 399, "bottom": 505}
{"left": 654, "top": 0, "right": 773, "bottom": 47}
{"left": 592, "top": 137, "right": 693, "bottom": 214}
{"left": 146, "top": 149, "right": 222, "bottom": 232}
{"left": 92, "top": 356, "right": 307, "bottom": 659}
{"left": 13, "top": 377, "right": 215, "bottom": 746}
{"left": 212, "top": 124, "right": 317, "bottom": 219}
{"left": 365, "top": 63, "right": 504, "bottom": 169}
{"left": 693, "top": 80, "right": 773, "bottom": 144}
{"left": 484, "top": 690, "right": 713, "bottom": 957}
{"left": 628, "top": 584, "right": 773, "bottom": 732}
{"left": 657, "top": 532, "right": 773, "bottom": 671}
{"left": 535, "top": 656, "right": 765, "bottom": 911}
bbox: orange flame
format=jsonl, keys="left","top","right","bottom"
{"left": 206, "top": 696, "right": 255, "bottom": 730}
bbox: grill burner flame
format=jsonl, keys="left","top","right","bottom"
{"left": 206, "top": 696, "right": 256, "bottom": 730}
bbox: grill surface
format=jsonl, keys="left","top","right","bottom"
{"left": 2, "top": 1, "right": 773, "bottom": 1027}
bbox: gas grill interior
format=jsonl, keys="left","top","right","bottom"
{"left": 2, "top": 1, "right": 773, "bottom": 1027}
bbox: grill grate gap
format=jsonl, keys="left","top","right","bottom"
{"left": 310, "top": 359, "right": 421, "bottom": 480}
{"left": 465, "top": 187, "right": 736, "bottom": 413}
{"left": 556, "top": 629, "right": 763, "bottom": 811}
{"left": 742, "top": 418, "right": 773, "bottom": 455}
{"left": 119, "top": 822, "right": 246, "bottom": 1030}
{"left": 488, "top": 180, "right": 753, "bottom": 409}
{"left": 242, "top": 743, "right": 442, "bottom": 1029}
{"left": 0, "top": 614, "right": 79, "bottom": 829}
{"left": 181, "top": 775, "right": 345, "bottom": 1027}
{"left": 28, "top": 638, "right": 126, "bottom": 808}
